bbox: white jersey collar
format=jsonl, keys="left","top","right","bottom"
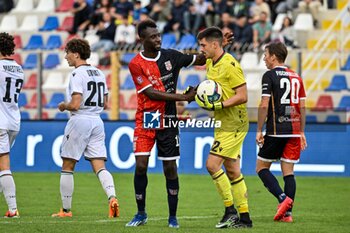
{"left": 140, "top": 50, "right": 161, "bottom": 62}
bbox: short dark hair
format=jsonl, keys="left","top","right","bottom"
{"left": 197, "top": 27, "right": 223, "bottom": 45}
{"left": 137, "top": 19, "right": 157, "bottom": 38}
{"left": 65, "top": 38, "right": 91, "bottom": 60}
{"left": 265, "top": 42, "right": 288, "bottom": 63}
{"left": 0, "top": 32, "right": 15, "bottom": 57}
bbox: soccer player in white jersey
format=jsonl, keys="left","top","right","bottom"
{"left": 51, "top": 38, "right": 119, "bottom": 218}
{"left": 0, "top": 32, "right": 24, "bottom": 218}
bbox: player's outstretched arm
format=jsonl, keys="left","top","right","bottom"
{"left": 58, "top": 93, "right": 82, "bottom": 112}
{"left": 143, "top": 86, "right": 195, "bottom": 102}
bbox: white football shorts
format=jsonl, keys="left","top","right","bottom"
{"left": 60, "top": 115, "right": 107, "bottom": 161}
{"left": 0, "top": 129, "right": 18, "bottom": 154}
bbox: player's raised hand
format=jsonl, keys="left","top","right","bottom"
{"left": 256, "top": 132, "right": 264, "bottom": 148}
{"left": 195, "top": 94, "right": 223, "bottom": 111}
{"left": 300, "top": 132, "right": 307, "bottom": 151}
{"left": 222, "top": 31, "right": 234, "bottom": 47}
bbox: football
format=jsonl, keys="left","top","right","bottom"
{"left": 196, "top": 80, "right": 223, "bottom": 104}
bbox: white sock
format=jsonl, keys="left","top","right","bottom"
{"left": 97, "top": 169, "right": 116, "bottom": 199}
{"left": 60, "top": 171, "right": 74, "bottom": 210}
{"left": 0, "top": 170, "right": 17, "bottom": 212}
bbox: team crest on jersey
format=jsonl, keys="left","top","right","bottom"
{"left": 165, "top": 61, "right": 172, "bottom": 71}
{"left": 136, "top": 76, "right": 143, "bottom": 84}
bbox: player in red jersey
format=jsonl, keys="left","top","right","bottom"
{"left": 256, "top": 42, "right": 307, "bottom": 222}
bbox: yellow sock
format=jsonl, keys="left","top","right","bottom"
{"left": 231, "top": 174, "right": 249, "bottom": 213}
{"left": 212, "top": 169, "right": 233, "bottom": 207}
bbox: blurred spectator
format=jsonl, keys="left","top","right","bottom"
{"left": 194, "top": 0, "right": 210, "bottom": 18}
{"left": 71, "top": 0, "right": 93, "bottom": 34}
{"left": 249, "top": 0, "right": 271, "bottom": 24}
{"left": 0, "top": 0, "right": 14, "bottom": 13}
{"left": 298, "top": 0, "right": 322, "bottom": 26}
{"left": 274, "top": 0, "right": 299, "bottom": 15}
{"left": 233, "top": 14, "right": 253, "bottom": 52}
{"left": 91, "top": 12, "right": 116, "bottom": 52}
{"left": 149, "top": 0, "right": 172, "bottom": 32}
{"left": 226, "top": 0, "right": 250, "bottom": 23}
{"left": 110, "top": 0, "right": 134, "bottom": 24}
{"left": 218, "top": 12, "right": 235, "bottom": 32}
{"left": 114, "top": 15, "right": 136, "bottom": 48}
{"left": 252, "top": 11, "right": 272, "bottom": 50}
{"left": 205, "top": 0, "right": 227, "bottom": 27}
{"left": 139, "top": 8, "right": 150, "bottom": 22}
{"left": 133, "top": 1, "right": 143, "bottom": 23}
{"left": 80, "top": 0, "right": 114, "bottom": 30}
{"left": 184, "top": 3, "right": 205, "bottom": 35}
{"left": 163, "top": 0, "right": 188, "bottom": 33}
{"left": 278, "top": 16, "right": 298, "bottom": 48}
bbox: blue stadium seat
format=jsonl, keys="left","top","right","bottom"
{"left": 325, "top": 115, "right": 340, "bottom": 123}
{"left": 18, "top": 93, "right": 28, "bottom": 108}
{"left": 341, "top": 55, "right": 350, "bottom": 71}
{"left": 23, "top": 35, "right": 43, "bottom": 50}
{"left": 162, "top": 33, "right": 177, "bottom": 49}
{"left": 100, "top": 112, "right": 109, "bottom": 120}
{"left": 23, "top": 54, "right": 38, "bottom": 69}
{"left": 121, "top": 53, "right": 135, "bottom": 64}
{"left": 176, "top": 34, "right": 197, "bottom": 50}
{"left": 325, "top": 75, "right": 348, "bottom": 91}
{"left": 43, "top": 35, "right": 62, "bottom": 50}
{"left": 39, "top": 16, "right": 59, "bottom": 31}
{"left": 183, "top": 74, "right": 201, "bottom": 88}
{"left": 43, "top": 53, "right": 60, "bottom": 69}
{"left": 177, "top": 78, "right": 184, "bottom": 90}
{"left": 335, "top": 96, "right": 350, "bottom": 111}
{"left": 20, "top": 111, "right": 30, "bottom": 120}
{"left": 119, "top": 112, "right": 128, "bottom": 120}
{"left": 121, "top": 75, "right": 135, "bottom": 90}
{"left": 45, "top": 93, "right": 65, "bottom": 108}
{"left": 186, "top": 101, "right": 200, "bottom": 110}
{"left": 54, "top": 112, "right": 69, "bottom": 120}
{"left": 306, "top": 115, "right": 317, "bottom": 123}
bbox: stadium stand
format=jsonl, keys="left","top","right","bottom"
{"left": 34, "top": 0, "right": 55, "bottom": 12}
{"left": 325, "top": 75, "right": 348, "bottom": 91}
{"left": 45, "top": 93, "right": 65, "bottom": 108}
{"left": 43, "top": 53, "right": 60, "bottom": 69}
{"left": 39, "top": 16, "right": 60, "bottom": 31}
{"left": 22, "top": 54, "right": 38, "bottom": 70}
{"left": 54, "top": 112, "right": 69, "bottom": 120}
{"left": 23, "top": 35, "right": 44, "bottom": 50}
{"left": 23, "top": 73, "right": 37, "bottom": 89}
{"left": 18, "top": 15, "right": 39, "bottom": 31}
{"left": 11, "top": 0, "right": 33, "bottom": 12}
{"left": 43, "top": 35, "right": 63, "bottom": 50}
{"left": 56, "top": 0, "right": 74, "bottom": 12}
{"left": 0, "top": 15, "right": 18, "bottom": 32}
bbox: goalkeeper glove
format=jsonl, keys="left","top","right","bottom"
{"left": 195, "top": 94, "right": 223, "bottom": 111}
{"left": 183, "top": 86, "right": 196, "bottom": 103}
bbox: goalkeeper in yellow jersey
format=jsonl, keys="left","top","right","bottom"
{"left": 195, "top": 27, "right": 252, "bottom": 228}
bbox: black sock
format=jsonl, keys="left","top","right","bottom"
{"left": 225, "top": 205, "right": 237, "bottom": 215}
{"left": 240, "top": 212, "right": 252, "bottom": 223}
{"left": 134, "top": 173, "right": 148, "bottom": 213}
{"left": 258, "top": 169, "right": 285, "bottom": 203}
{"left": 166, "top": 177, "right": 179, "bottom": 217}
{"left": 284, "top": 174, "right": 296, "bottom": 213}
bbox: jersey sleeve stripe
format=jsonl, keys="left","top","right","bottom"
{"left": 300, "top": 97, "right": 306, "bottom": 100}
{"left": 137, "top": 84, "right": 152, "bottom": 93}
{"left": 186, "top": 55, "right": 196, "bottom": 67}
{"left": 262, "top": 94, "right": 271, "bottom": 97}
{"left": 135, "top": 152, "right": 151, "bottom": 156}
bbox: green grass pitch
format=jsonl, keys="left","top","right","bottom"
{"left": 0, "top": 173, "right": 349, "bottom": 233}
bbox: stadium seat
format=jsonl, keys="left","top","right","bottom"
{"left": 100, "top": 112, "right": 109, "bottom": 120}
{"left": 54, "top": 112, "right": 69, "bottom": 120}
{"left": 43, "top": 54, "right": 60, "bottom": 69}
{"left": 162, "top": 33, "right": 177, "bottom": 49}
{"left": 176, "top": 34, "right": 197, "bottom": 50}
{"left": 43, "top": 35, "right": 62, "bottom": 50}
{"left": 272, "top": 13, "right": 287, "bottom": 32}
{"left": 121, "top": 75, "right": 135, "bottom": 90}
{"left": 87, "top": 52, "right": 99, "bottom": 66}
{"left": 22, "top": 54, "right": 38, "bottom": 69}
{"left": 43, "top": 72, "right": 65, "bottom": 90}
{"left": 12, "top": 0, "right": 34, "bottom": 12}
{"left": 45, "top": 93, "right": 65, "bottom": 108}
{"left": 60, "top": 34, "right": 79, "bottom": 50}
{"left": 119, "top": 112, "right": 128, "bottom": 120}
{"left": 119, "top": 94, "right": 126, "bottom": 109}
{"left": 56, "top": 0, "right": 74, "bottom": 12}
{"left": 312, "top": 95, "right": 334, "bottom": 111}
{"left": 25, "top": 93, "right": 47, "bottom": 109}
{"left": 125, "top": 94, "right": 137, "bottom": 110}
{"left": 182, "top": 74, "right": 201, "bottom": 88}
{"left": 23, "top": 73, "right": 37, "bottom": 89}
{"left": 305, "top": 115, "right": 317, "bottom": 123}
{"left": 340, "top": 55, "right": 350, "bottom": 71}
{"left": 23, "top": 35, "right": 44, "bottom": 50}
{"left": 294, "top": 13, "right": 314, "bottom": 31}
{"left": 186, "top": 101, "right": 200, "bottom": 110}
{"left": 20, "top": 111, "right": 30, "bottom": 120}
{"left": 18, "top": 15, "right": 39, "bottom": 31}
{"left": 325, "top": 115, "right": 340, "bottom": 123}
{"left": 240, "top": 52, "right": 259, "bottom": 70}
{"left": 18, "top": 93, "right": 28, "bottom": 108}
{"left": 57, "top": 16, "right": 74, "bottom": 32}
{"left": 13, "top": 35, "right": 22, "bottom": 49}
{"left": 34, "top": 0, "right": 55, "bottom": 12}
{"left": 39, "top": 16, "right": 59, "bottom": 31}
{"left": 335, "top": 96, "right": 350, "bottom": 111}
{"left": 246, "top": 73, "right": 261, "bottom": 90}
{"left": 0, "top": 15, "right": 18, "bottom": 32}
{"left": 35, "top": 111, "right": 49, "bottom": 120}
{"left": 121, "top": 53, "right": 136, "bottom": 65}
{"left": 10, "top": 54, "right": 22, "bottom": 65}
{"left": 325, "top": 74, "right": 348, "bottom": 91}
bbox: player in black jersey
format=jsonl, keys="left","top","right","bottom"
{"left": 256, "top": 42, "right": 307, "bottom": 222}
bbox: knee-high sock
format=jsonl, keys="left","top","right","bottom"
{"left": 97, "top": 169, "right": 116, "bottom": 199}
{"left": 211, "top": 169, "right": 233, "bottom": 207}
{"left": 166, "top": 178, "right": 179, "bottom": 217}
{"left": 60, "top": 171, "right": 74, "bottom": 210}
{"left": 258, "top": 169, "right": 286, "bottom": 203}
{"left": 284, "top": 174, "right": 296, "bottom": 213}
{"left": 134, "top": 173, "right": 148, "bottom": 213}
{"left": 230, "top": 174, "right": 249, "bottom": 214}
{"left": 0, "top": 170, "right": 17, "bottom": 212}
